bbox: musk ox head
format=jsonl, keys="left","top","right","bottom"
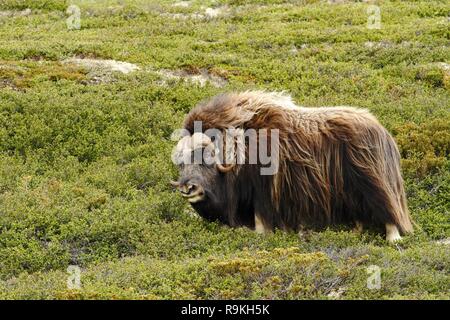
{"left": 171, "top": 123, "right": 279, "bottom": 228}
{"left": 170, "top": 132, "right": 239, "bottom": 224}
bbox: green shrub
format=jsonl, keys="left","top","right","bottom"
{"left": 0, "top": 0, "right": 67, "bottom": 11}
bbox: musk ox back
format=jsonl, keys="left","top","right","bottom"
{"left": 172, "top": 91, "right": 413, "bottom": 242}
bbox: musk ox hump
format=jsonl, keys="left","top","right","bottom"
{"left": 183, "top": 91, "right": 299, "bottom": 133}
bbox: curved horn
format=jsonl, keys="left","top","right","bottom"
{"left": 191, "top": 132, "right": 213, "bottom": 148}
{"left": 170, "top": 180, "right": 180, "bottom": 187}
{"left": 216, "top": 163, "right": 235, "bottom": 173}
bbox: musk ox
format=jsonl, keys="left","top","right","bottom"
{"left": 171, "top": 91, "right": 413, "bottom": 242}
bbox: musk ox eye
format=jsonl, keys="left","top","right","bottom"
{"left": 203, "top": 148, "right": 216, "bottom": 166}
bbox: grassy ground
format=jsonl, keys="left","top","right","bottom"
{"left": 0, "top": 0, "right": 448, "bottom": 299}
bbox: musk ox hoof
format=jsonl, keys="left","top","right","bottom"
{"left": 352, "top": 221, "right": 363, "bottom": 234}
{"left": 386, "top": 224, "right": 402, "bottom": 242}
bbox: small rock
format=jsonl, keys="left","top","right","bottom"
{"left": 62, "top": 58, "right": 140, "bottom": 74}
{"left": 172, "top": 1, "right": 191, "bottom": 8}
{"left": 162, "top": 6, "right": 228, "bottom": 20}
{"left": 327, "top": 287, "right": 346, "bottom": 299}
{"left": 20, "top": 8, "right": 32, "bottom": 16}
{"left": 436, "top": 238, "right": 450, "bottom": 245}
{"left": 62, "top": 58, "right": 139, "bottom": 84}
{"left": 155, "top": 68, "right": 227, "bottom": 88}
{"left": 364, "top": 41, "right": 393, "bottom": 49}
{"left": 205, "top": 7, "right": 222, "bottom": 19}
{"left": 0, "top": 11, "right": 13, "bottom": 17}
{"left": 0, "top": 8, "right": 31, "bottom": 17}
{"left": 437, "top": 62, "right": 450, "bottom": 72}
{"left": 289, "top": 46, "right": 298, "bottom": 55}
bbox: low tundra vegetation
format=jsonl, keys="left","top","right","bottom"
{"left": 0, "top": 0, "right": 448, "bottom": 299}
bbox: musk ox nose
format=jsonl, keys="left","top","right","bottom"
{"left": 178, "top": 182, "right": 205, "bottom": 203}
{"left": 179, "top": 183, "right": 198, "bottom": 195}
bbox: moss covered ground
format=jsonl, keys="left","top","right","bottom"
{"left": 0, "top": 0, "right": 448, "bottom": 299}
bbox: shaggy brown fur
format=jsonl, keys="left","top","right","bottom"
{"left": 179, "top": 91, "right": 413, "bottom": 236}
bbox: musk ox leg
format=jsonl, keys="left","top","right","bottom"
{"left": 254, "top": 214, "right": 269, "bottom": 234}
{"left": 353, "top": 221, "right": 363, "bottom": 234}
{"left": 344, "top": 131, "right": 413, "bottom": 237}
{"left": 386, "top": 223, "right": 402, "bottom": 242}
